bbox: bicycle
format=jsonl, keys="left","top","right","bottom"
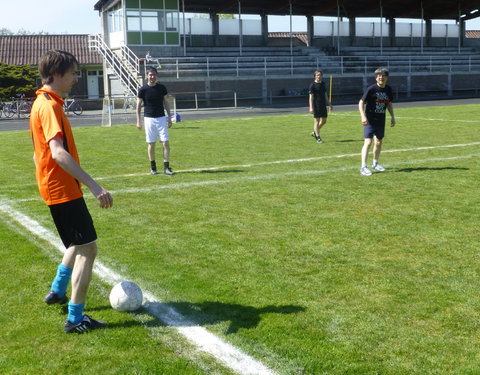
{"left": 2, "top": 95, "right": 32, "bottom": 118}
{"left": 64, "top": 97, "right": 83, "bottom": 115}
{"left": 122, "top": 96, "right": 137, "bottom": 112}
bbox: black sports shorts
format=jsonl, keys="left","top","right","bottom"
{"left": 49, "top": 197, "right": 97, "bottom": 248}
{"left": 363, "top": 121, "right": 385, "bottom": 140}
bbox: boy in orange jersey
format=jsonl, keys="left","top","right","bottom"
{"left": 30, "top": 50, "right": 113, "bottom": 333}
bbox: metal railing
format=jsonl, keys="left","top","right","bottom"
{"left": 88, "top": 35, "right": 140, "bottom": 96}
{"left": 154, "top": 54, "right": 480, "bottom": 78}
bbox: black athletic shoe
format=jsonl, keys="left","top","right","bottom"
{"left": 164, "top": 167, "right": 174, "bottom": 175}
{"left": 64, "top": 314, "right": 106, "bottom": 334}
{"left": 44, "top": 291, "right": 68, "bottom": 305}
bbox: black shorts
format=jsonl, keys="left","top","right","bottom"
{"left": 363, "top": 122, "right": 385, "bottom": 140}
{"left": 49, "top": 197, "right": 97, "bottom": 248}
{"left": 313, "top": 105, "right": 328, "bottom": 118}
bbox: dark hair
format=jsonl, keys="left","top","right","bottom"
{"left": 313, "top": 70, "right": 323, "bottom": 77}
{"left": 38, "top": 50, "right": 78, "bottom": 85}
{"left": 374, "top": 67, "right": 389, "bottom": 77}
{"left": 146, "top": 67, "right": 158, "bottom": 74}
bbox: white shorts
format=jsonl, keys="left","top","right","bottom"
{"left": 144, "top": 116, "right": 169, "bottom": 143}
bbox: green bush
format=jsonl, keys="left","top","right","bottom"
{"left": 0, "top": 63, "right": 38, "bottom": 100}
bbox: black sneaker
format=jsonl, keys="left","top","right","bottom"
{"left": 64, "top": 314, "right": 106, "bottom": 334}
{"left": 164, "top": 167, "right": 174, "bottom": 175}
{"left": 316, "top": 137, "right": 323, "bottom": 144}
{"left": 150, "top": 169, "right": 159, "bottom": 175}
{"left": 44, "top": 291, "right": 68, "bottom": 305}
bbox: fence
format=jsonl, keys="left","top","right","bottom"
{"left": 155, "top": 54, "right": 480, "bottom": 79}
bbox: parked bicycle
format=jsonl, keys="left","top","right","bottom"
{"left": 2, "top": 95, "right": 32, "bottom": 118}
{"left": 63, "top": 97, "right": 83, "bottom": 115}
{"left": 122, "top": 96, "right": 137, "bottom": 112}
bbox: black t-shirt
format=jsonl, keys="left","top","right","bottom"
{"left": 137, "top": 83, "right": 168, "bottom": 118}
{"left": 361, "top": 84, "right": 393, "bottom": 125}
{"left": 309, "top": 81, "right": 327, "bottom": 108}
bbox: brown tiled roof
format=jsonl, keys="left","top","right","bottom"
{"left": 0, "top": 35, "right": 102, "bottom": 65}
{"left": 268, "top": 32, "right": 309, "bottom": 46}
{"left": 466, "top": 30, "right": 480, "bottom": 38}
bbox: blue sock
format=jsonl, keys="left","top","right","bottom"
{"left": 51, "top": 264, "right": 72, "bottom": 297}
{"left": 68, "top": 302, "right": 85, "bottom": 325}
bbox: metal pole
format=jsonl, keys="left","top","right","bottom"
{"left": 337, "top": 0, "right": 341, "bottom": 55}
{"left": 420, "top": 1, "right": 424, "bottom": 54}
{"left": 238, "top": 0, "right": 243, "bottom": 56}
{"left": 380, "top": 0, "right": 383, "bottom": 55}
{"left": 182, "top": 0, "right": 186, "bottom": 56}
{"left": 289, "top": 0, "right": 293, "bottom": 57}
{"left": 458, "top": 6, "right": 461, "bottom": 54}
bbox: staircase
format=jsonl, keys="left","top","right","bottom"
{"left": 88, "top": 34, "right": 141, "bottom": 96}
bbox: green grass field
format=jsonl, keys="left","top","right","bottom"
{"left": 1, "top": 103, "right": 479, "bottom": 375}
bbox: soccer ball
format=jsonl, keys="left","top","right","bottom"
{"left": 109, "top": 281, "right": 143, "bottom": 312}
{"left": 170, "top": 112, "right": 181, "bottom": 123}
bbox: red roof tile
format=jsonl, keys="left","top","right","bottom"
{"left": 466, "top": 30, "right": 480, "bottom": 38}
{"left": 0, "top": 34, "right": 102, "bottom": 65}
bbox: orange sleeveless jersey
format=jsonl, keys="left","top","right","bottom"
{"left": 30, "top": 88, "right": 83, "bottom": 205}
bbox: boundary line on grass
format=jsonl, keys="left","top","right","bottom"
{"left": 8, "top": 152, "right": 479, "bottom": 203}
{"left": 0, "top": 201, "right": 277, "bottom": 375}
{"left": 2, "top": 143, "right": 479, "bottom": 199}
{"left": 94, "top": 141, "right": 480, "bottom": 181}
{"left": 331, "top": 112, "right": 480, "bottom": 123}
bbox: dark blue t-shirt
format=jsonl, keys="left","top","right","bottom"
{"left": 137, "top": 83, "right": 168, "bottom": 118}
{"left": 361, "top": 84, "right": 393, "bottom": 125}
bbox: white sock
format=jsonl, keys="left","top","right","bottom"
{"left": 373, "top": 159, "right": 378, "bottom": 166}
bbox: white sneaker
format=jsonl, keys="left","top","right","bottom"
{"left": 372, "top": 164, "right": 385, "bottom": 172}
{"left": 360, "top": 167, "right": 372, "bottom": 176}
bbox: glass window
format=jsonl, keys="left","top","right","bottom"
{"left": 165, "top": 11, "right": 178, "bottom": 31}
{"left": 108, "top": 9, "right": 124, "bottom": 32}
{"left": 142, "top": 11, "right": 160, "bottom": 31}
{"left": 127, "top": 10, "right": 140, "bottom": 31}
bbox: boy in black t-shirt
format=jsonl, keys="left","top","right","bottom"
{"left": 136, "top": 67, "right": 173, "bottom": 175}
{"left": 358, "top": 67, "right": 396, "bottom": 176}
{"left": 308, "top": 70, "right": 332, "bottom": 143}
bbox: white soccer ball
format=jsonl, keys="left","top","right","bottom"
{"left": 109, "top": 281, "right": 143, "bottom": 312}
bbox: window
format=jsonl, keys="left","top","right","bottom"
{"left": 127, "top": 10, "right": 140, "bottom": 31}
{"left": 165, "top": 11, "right": 178, "bottom": 31}
{"left": 142, "top": 11, "right": 164, "bottom": 31}
{"left": 108, "top": 8, "right": 124, "bottom": 32}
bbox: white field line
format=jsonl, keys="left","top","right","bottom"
{"left": 0, "top": 201, "right": 276, "bottom": 375}
{"left": 8, "top": 152, "right": 479, "bottom": 204}
{"left": 94, "top": 141, "right": 480, "bottom": 182}
{"left": 331, "top": 112, "right": 480, "bottom": 123}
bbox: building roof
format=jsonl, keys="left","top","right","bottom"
{"left": 95, "top": 0, "right": 480, "bottom": 21}
{"left": 0, "top": 35, "right": 102, "bottom": 66}
{"left": 466, "top": 30, "right": 480, "bottom": 38}
{"left": 268, "top": 32, "right": 309, "bottom": 46}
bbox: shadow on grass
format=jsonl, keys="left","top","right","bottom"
{"left": 80, "top": 302, "right": 305, "bottom": 333}
{"left": 396, "top": 166, "right": 469, "bottom": 172}
{"left": 145, "top": 301, "right": 306, "bottom": 334}
{"left": 334, "top": 139, "right": 362, "bottom": 143}
{"left": 198, "top": 169, "right": 245, "bottom": 174}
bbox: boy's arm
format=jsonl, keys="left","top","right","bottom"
{"left": 136, "top": 97, "right": 143, "bottom": 130}
{"left": 387, "top": 102, "right": 396, "bottom": 127}
{"left": 324, "top": 91, "right": 332, "bottom": 110}
{"left": 358, "top": 99, "right": 368, "bottom": 125}
{"left": 49, "top": 137, "right": 113, "bottom": 208}
{"left": 309, "top": 93, "right": 314, "bottom": 113}
{"left": 163, "top": 97, "right": 172, "bottom": 127}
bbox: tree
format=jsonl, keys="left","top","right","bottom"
{"left": 0, "top": 63, "right": 38, "bottom": 100}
